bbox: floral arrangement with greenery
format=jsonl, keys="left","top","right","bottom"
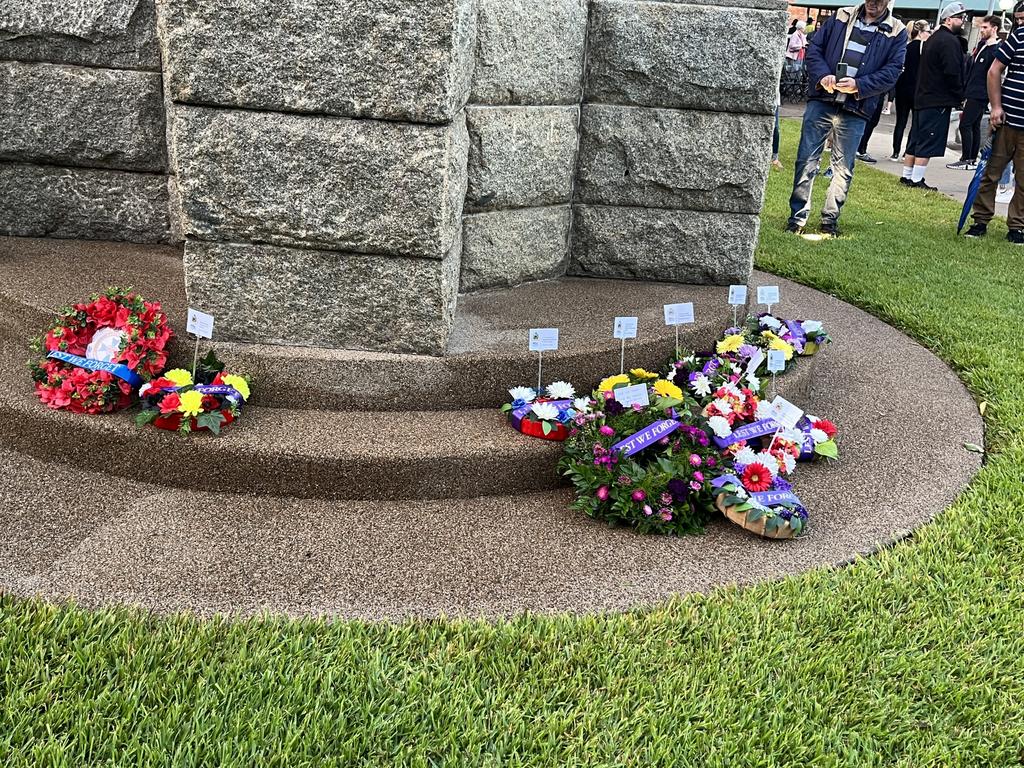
{"left": 501, "top": 381, "right": 587, "bottom": 441}
{"left": 136, "top": 351, "right": 250, "bottom": 435}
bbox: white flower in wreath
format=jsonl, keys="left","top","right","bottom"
{"left": 730, "top": 363, "right": 742, "bottom": 374}
{"left": 720, "top": 382, "right": 742, "bottom": 399}
{"left": 734, "top": 486, "right": 750, "bottom": 500}
{"left": 781, "top": 453, "right": 796, "bottom": 475}
{"left": 745, "top": 372, "right": 761, "bottom": 390}
{"left": 85, "top": 327, "right": 126, "bottom": 363}
{"left": 573, "top": 397, "right": 592, "bottom": 413}
{"left": 755, "top": 451, "right": 780, "bottom": 477}
{"left": 755, "top": 400, "right": 774, "bottom": 421}
{"left": 531, "top": 402, "right": 560, "bottom": 421}
{"left": 733, "top": 446, "right": 758, "bottom": 467}
{"left": 810, "top": 428, "right": 829, "bottom": 445}
{"left": 760, "top": 315, "right": 783, "bottom": 331}
{"left": 782, "top": 427, "right": 805, "bottom": 445}
{"left": 802, "top": 320, "right": 823, "bottom": 334}
{"left": 546, "top": 381, "right": 575, "bottom": 400}
{"left": 508, "top": 386, "right": 536, "bottom": 403}
{"left": 711, "top": 397, "right": 732, "bottom": 415}
{"left": 690, "top": 374, "right": 712, "bottom": 397}
{"left": 707, "top": 415, "right": 732, "bottom": 438}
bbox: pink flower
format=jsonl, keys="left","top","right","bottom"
{"left": 631, "top": 403, "right": 644, "bottom": 412}
{"left": 689, "top": 454, "right": 702, "bottom": 467}
{"left": 617, "top": 475, "right": 631, "bottom": 485}
{"left": 660, "top": 509, "right": 673, "bottom": 522}
{"left": 690, "top": 480, "right": 702, "bottom": 491}
{"left": 599, "top": 425, "right": 615, "bottom": 436}
{"left": 597, "top": 486, "right": 610, "bottom": 501}
{"left": 632, "top": 489, "right": 646, "bottom": 502}
{"left": 643, "top": 505, "right": 653, "bottom": 516}
{"left": 693, "top": 471, "right": 704, "bottom": 482}
{"left": 660, "top": 493, "right": 673, "bottom": 505}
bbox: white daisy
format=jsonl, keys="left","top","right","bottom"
{"left": 508, "top": 386, "right": 536, "bottom": 403}
{"left": 546, "top": 381, "right": 575, "bottom": 399}
{"left": 810, "top": 428, "right": 829, "bottom": 445}
{"left": 573, "top": 397, "right": 592, "bottom": 413}
{"left": 712, "top": 397, "right": 733, "bottom": 415}
{"left": 801, "top": 320, "right": 823, "bottom": 334}
{"left": 531, "top": 402, "right": 559, "bottom": 421}
{"left": 782, "top": 427, "right": 805, "bottom": 445}
{"left": 734, "top": 446, "right": 758, "bottom": 467}
{"left": 690, "top": 374, "right": 712, "bottom": 397}
{"left": 760, "top": 315, "right": 783, "bottom": 330}
{"left": 745, "top": 372, "right": 761, "bottom": 390}
{"left": 707, "top": 415, "right": 732, "bottom": 438}
{"left": 720, "top": 382, "right": 742, "bottom": 398}
{"left": 781, "top": 453, "right": 797, "bottom": 475}
{"left": 755, "top": 451, "right": 780, "bottom": 477}
{"left": 755, "top": 400, "right": 774, "bottom": 421}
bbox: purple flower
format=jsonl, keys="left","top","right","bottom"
{"left": 667, "top": 478, "right": 688, "bottom": 497}
{"left": 617, "top": 474, "right": 631, "bottom": 485}
{"left": 773, "top": 477, "right": 793, "bottom": 493}
{"left": 693, "top": 471, "right": 704, "bottom": 483}
{"left": 631, "top": 403, "right": 644, "bottom": 412}
{"left": 659, "top": 437, "right": 671, "bottom": 445}
{"left": 660, "top": 492, "right": 673, "bottom": 505}
{"left": 689, "top": 454, "right": 702, "bottom": 467}
{"left": 599, "top": 425, "right": 615, "bottom": 436}
{"left": 643, "top": 504, "right": 654, "bottom": 516}
{"left": 597, "top": 485, "right": 610, "bottom": 501}
{"left": 606, "top": 399, "right": 624, "bottom": 416}
{"left": 659, "top": 508, "right": 673, "bottom": 522}
{"left": 689, "top": 480, "right": 702, "bottom": 491}
{"left": 632, "top": 489, "right": 646, "bottom": 502}
{"left": 706, "top": 456, "right": 717, "bottom": 468}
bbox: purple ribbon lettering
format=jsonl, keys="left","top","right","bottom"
{"left": 511, "top": 399, "right": 573, "bottom": 429}
{"left": 752, "top": 490, "right": 802, "bottom": 507}
{"left": 611, "top": 419, "right": 680, "bottom": 457}
{"left": 713, "top": 418, "right": 779, "bottom": 449}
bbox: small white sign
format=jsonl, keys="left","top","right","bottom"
{"left": 767, "top": 349, "right": 787, "bottom": 373}
{"left": 663, "top": 302, "right": 695, "bottom": 326}
{"left": 769, "top": 395, "right": 804, "bottom": 429}
{"left": 529, "top": 328, "right": 559, "bottom": 352}
{"left": 747, "top": 348, "right": 765, "bottom": 374}
{"left": 187, "top": 308, "right": 214, "bottom": 339}
{"left": 728, "top": 285, "right": 748, "bottom": 306}
{"left": 613, "top": 317, "right": 638, "bottom": 340}
{"left": 614, "top": 383, "right": 650, "bottom": 409}
{"left": 757, "top": 286, "right": 781, "bottom": 306}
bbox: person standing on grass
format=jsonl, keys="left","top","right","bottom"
{"left": 786, "top": 0, "right": 907, "bottom": 238}
{"left": 948, "top": 15, "right": 1001, "bottom": 170}
{"left": 964, "top": 2, "right": 1024, "bottom": 243}
{"left": 891, "top": 20, "right": 930, "bottom": 161}
{"left": 901, "top": 3, "right": 967, "bottom": 190}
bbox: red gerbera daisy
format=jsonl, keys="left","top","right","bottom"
{"left": 741, "top": 462, "right": 774, "bottom": 493}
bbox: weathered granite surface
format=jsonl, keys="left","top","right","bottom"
{"left": 0, "top": 0, "right": 160, "bottom": 70}
{"left": 575, "top": 105, "right": 773, "bottom": 214}
{"left": 0, "top": 163, "right": 170, "bottom": 243}
{"left": 662, "top": 0, "right": 786, "bottom": 8}
{"left": 172, "top": 106, "right": 469, "bottom": 258}
{"left": 471, "top": 0, "right": 588, "bottom": 106}
{"left": 0, "top": 61, "right": 166, "bottom": 172}
{"left": 160, "top": 0, "right": 475, "bottom": 124}
{"left": 461, "top": 207, "right": 569, "bottom": 292}
{"left": 586, "top": 1, "right": 785, "bottom": 115}
{"left": 465, "top": 106, "right": 578, "bottom": 213}
{"left": 569, "top": 205, "right": 757, "bottom": 284}
{"left": 184, "top": 239, "right": 461, "bottom": 354}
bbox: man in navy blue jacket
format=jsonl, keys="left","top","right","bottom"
{"left": 787, "top": 1, "right": 907, "bottom": 236}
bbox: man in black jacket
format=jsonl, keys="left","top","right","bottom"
{"left": 949, "top": 15, "right": 1001, "bottom": 170}
{"left": 901, "top": 2, "right": 967, "bottom": 189}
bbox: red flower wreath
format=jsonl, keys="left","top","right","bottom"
{"left": 29, "top": 288, "right": 172, "bottom": 414}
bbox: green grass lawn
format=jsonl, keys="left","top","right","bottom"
{"left": 3, "top": 121, "right": 1024, "bottom": 766}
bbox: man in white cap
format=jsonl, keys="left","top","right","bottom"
{"left": 901, "top": 2, "right": 967, "bottom": 190}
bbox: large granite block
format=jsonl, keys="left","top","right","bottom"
{"left": 0, "top": 163, "right": 170, "bottom": 243}
{"left": 576, "top": 105, "right": 773, "bottom": 215}
{"left": 569, "top": 206, "right": 756, "bottom": 285}
{"left": 471, "top": 0, "right": 588, "bottom": 106}
{"left": 586, "top": 1, "right": 786, "bottom": 115}
{"left": 184, "top": 239, "right": 460, "bottom": 355}
{"left": 465, "top": 106, "right": 578, "bottom": 212}
{"left": 172, "top": 106, "right": 469, "bottom": 259}
{"left": 160, "top": 0, "right": 475, "bottom": 124}
{"left": 0, "top": 0, "right": 160, "bottom": 70}
{"left": 0, "top": 61, "right": 167, "bottom": 173}
{"left": 461, "top": 207, "right": 569, "bottom": 292}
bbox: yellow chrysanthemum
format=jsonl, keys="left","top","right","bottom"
{"left": 652, "top": 379, "right": 683, "bottom": 401}
{"left": 164, "top": 368, "right": 194, "bottom": 387}
{"left": 177, "top": 389, "right": 205, "bottom": 418}
{"left": 769, "top": 337, "right": 795, "bottom": 361}
{"left": 629, "top": 368, "right": 659, "bottom": 381}
{"left": 597, "top": 374, "right": 630, "bottom": 392}
{"left": 716, "top": 334, "right": 745, "bottom": 354}
{"left": 760, "top": 330, "right": 779, "bottom": 342}
{"left": 221, "top": 374, "right": 251, "bottom": 401}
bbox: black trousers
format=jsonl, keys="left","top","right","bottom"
{"left": 960, "top": 98, "right": 987, "bottom": 162}
{"left": 893, "top": 98, "right": 913, "bottom": 157}
{"left": 858, "top": 97, "right": 886, "bottom": 154}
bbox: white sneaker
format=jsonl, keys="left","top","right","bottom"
{"left": 997, "top": 185, "right": 1015, "bottom": 204}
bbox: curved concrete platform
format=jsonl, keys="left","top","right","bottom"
{"left": 0, "top": 274, "right": 984, "bottom": 619}
{"left": 0, "top": 237, "right": 740, "bottom": 411}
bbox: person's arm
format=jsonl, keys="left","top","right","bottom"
{"left": 840, "top": 30, "right": 909, "bottom": 96}
{"left": 989, "top": 58, "right": 1007, "bottom": 127}
{"left": 805, "top": 18, "right": 837, "bottom": 92}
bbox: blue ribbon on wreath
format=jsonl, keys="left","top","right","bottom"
{"left": 47, "top": 350, "right": 143, "bottom": 388}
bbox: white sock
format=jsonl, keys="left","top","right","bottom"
{"left": 902, "top": 166, "right": 913, "bottom": 179}
{"left": 912, "top": 165, "right": 927, "bottom": 183}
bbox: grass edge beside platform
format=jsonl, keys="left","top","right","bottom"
{"left": 3, "top": 122, "right": 1024, "bottom": 767}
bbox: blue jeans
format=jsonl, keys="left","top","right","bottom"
{"left": 788, "top": 100, "right": 868, "bottom": 228}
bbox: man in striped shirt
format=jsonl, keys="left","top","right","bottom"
{"left": 787, "top": 1, "right": 907, "bottom": 238}
{"left": 965, "top": 1, "right": 1024, "bottom": 243}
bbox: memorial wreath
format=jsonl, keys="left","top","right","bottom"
{"left": 136, "top": 351, "right": 250, "bottom": 435}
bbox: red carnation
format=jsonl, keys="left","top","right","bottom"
{"left": 741, "top": 462, "right": 774, "bottom": 493}
{"left": 812, "top": 419, "right": 838, "bottom": 439}
{"left": 159, "top": 392, "right": 181, "bottom": 414}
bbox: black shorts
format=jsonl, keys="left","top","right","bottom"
{"left": 906, "top": 107, "right": 952, "bottom": 159}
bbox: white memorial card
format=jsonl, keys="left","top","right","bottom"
{"left": 769, "top": 395, "right": 804, "bottom": 429}
{"left": 613, "top": 317, "right": 638, "bottom": 340}
{"left": 757, "top": 286, "right": 780, "bottom": 306}
{"left": 614, "top": 383, "right": 650, "bottom": 409}
{"left": 187, "top": 308, "right": 215, "bottom": 339}
{"left": 728, "top": 285, "right": 748, "bottom": 306}
{"left": 747, "top": 348, "right": 766, "bottom": 373}
{"left": 529, "top": 328, "right": 559, "bottom": 352}
{"left": 767, "top": 349, "right": 786, "bottom": 373}
{"left": 663, "top": 303, "right": 695, "bottom": 326}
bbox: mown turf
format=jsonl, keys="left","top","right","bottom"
{"left": 3, "top": 120, "right": 1023, "bottom": 767}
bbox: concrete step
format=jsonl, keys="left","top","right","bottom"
{"left": 0, "top": 236, "right": 741, "bottom": 411}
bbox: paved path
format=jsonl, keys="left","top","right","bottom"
{"left": 780, "top": 102, "right": 1009, "bottom": 219}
